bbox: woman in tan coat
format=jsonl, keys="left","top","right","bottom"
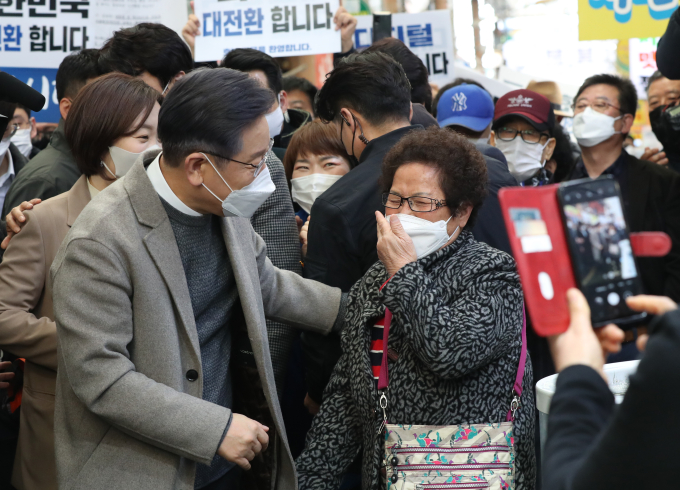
{"left": 0, "top": 73, "right": 162, "bottom": 490}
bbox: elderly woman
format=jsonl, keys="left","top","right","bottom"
{"left": 296, "top": 127, "right": 535, "bottom": 489}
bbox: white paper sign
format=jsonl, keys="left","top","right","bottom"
{"left": 0, "top": 0, "right": 187, "bottom": 69}
{"left": 353, "top": 10, "right": 454, "bottom": 84}
{"left": 194, "top": 0, "right": 341, "bottom": 61}
{"left": 629, "top": 37, "right": 659, "bottom": 100}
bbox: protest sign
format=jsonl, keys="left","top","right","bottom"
{"left": 629, "top": 37, "right": 659, "bottom": 99}
{"left": 0, "top": 0, "right": 187, "bottom": 121}
{"left": 194, "top": 0, "right": 341, "bottom": 61}
{"left": 353, "top": 10, "right": 454, "bottom": 85}
{"left": 579, "top": 0, "right": 677, "bottom": 41}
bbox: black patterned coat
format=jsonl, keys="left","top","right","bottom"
{"left": 296, "top": 231, "right": 536, "bottom": 489}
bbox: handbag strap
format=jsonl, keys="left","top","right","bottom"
{"left": 377, "top": 307, "right": 527, "bottom": 421}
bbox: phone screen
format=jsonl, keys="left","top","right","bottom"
{"left": 558, "top": 177, "right": 646, "bottom": 327}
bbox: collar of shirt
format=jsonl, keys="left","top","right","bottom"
{"left": 573, "top": 150, "right": 627, "bottom": 180}
{"left": 86, "top": 177, "right": 100, "bottom": 199}
{"left": 0, "top": 149, "right": 15, "bottom": 188}
{"left": 358, "top": 125, "right": 424, "bottom": 165}
{"left": 147, "top": 152, "right": 202, "bottom": 217}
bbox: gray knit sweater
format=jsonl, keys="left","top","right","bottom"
{"left": 161, "top": 199, "right": 239, "bottom": 488}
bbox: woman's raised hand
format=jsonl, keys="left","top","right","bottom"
{"left": 376, "top": 212, "right": 417, "bottom": 277}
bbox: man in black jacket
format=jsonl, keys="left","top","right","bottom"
{"left": 567, "top": 74, "right": 680, "bottom": 359}
{"left": 302, "top": 51, "right": 418, "bottom": 409}
{"left": 221, "top": 49, "right": 311, "bottom": 162}
{"left": 544, "top": 289, "right": 678, "bottom": 490}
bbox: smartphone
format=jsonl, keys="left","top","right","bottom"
{"left": 557, "top": 176, "right": 646, "bottom": 328}
{"left": 372, "top": 12, "right": 392, "bottom": 43}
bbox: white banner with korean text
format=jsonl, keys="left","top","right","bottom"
{"left": 0, "top": 0, "right": 187, "bottom": 69}
{"left": 193, "top": 0, "right": 341, "bottom": 61}
{"left": 354, "top": 10, "right": 454, "bottom": 85}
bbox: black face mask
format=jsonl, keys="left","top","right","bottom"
{"left": 649, "top": 105, "right": 680, "bottom": 155}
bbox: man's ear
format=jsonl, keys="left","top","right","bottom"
{"left": 168, "top": 71, "right": 186, "bottom": 93}
{"left": 59, "top": 98, "right": 72, "bottom": 120}
{"left": 409, "top": 102, "right": 413, "bottom": 122}
{"left": 339, "top": 108, "right": 354, "bottom": 131}
{"left": 620, "top": 113, "right": 635, "bottom": 135}
{"left": 29, "top": 117, "right": 37, "bottom": 139}
{"left": 279, "top": 90, "right": 289, "bottom": 113}
{"left": 543, "top": 137, "right": 557, "bottom": 162}
{"left": 185, "top": 152, "right": 208, "bottom": 188}
{"left": 489, "top": 130, "right": 496, "bottom": 147}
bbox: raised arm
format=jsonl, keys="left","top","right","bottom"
{"left": 382, "top": 256, "right": 523, "bottom": 379}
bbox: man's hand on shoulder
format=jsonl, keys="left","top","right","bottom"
{"left": 217, "top": 413, "right": 269, "bottom": 470}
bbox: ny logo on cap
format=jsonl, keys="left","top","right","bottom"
{"left": 451, "top": 93, "right": 467, "bottom": 112}
{"left": 508, "top": 95, "right": 533, "bottom": 107}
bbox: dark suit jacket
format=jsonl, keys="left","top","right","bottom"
{"left": 471, "top": 143, "right": 517, "bottom": 256}
{"left": 302, "top": 124, "right": 422, "bottom": 403}
{"left": 543, "top": 308, "right": 680, "bottom": 490}
{"left": 568, "top": 152, "right": 680, "bottom": 302}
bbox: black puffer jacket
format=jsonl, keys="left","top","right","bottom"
{"left": 297, "top": 231, "right": 536, "bottom": 489}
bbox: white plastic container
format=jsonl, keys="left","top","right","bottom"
{"left": 535, "top": 360, "right": 639, "bottom": 455}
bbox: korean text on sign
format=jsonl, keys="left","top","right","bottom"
{"left": 0, "top": 0, "right": 89, "bottom": 53}
{"left": 194, "top": 0, "right": 341, "bottom": 61}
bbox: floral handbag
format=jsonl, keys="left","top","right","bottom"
{"left": 377, "top": 309, "right": 527, "bottom": 490}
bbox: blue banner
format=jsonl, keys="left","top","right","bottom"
{"left": 0, "top": 67, "right": 60, "bottom": 123}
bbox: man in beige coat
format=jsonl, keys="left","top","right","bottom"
{"left": 50, "top": 68, "right": 344, "bottom": 490}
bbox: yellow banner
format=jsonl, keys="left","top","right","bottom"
{"left": 579, "top": 0, "right": 678, "bottom": 41}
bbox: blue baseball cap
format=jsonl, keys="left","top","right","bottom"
{"left": 436, "top": 84, "right": 495, "bottom": 132}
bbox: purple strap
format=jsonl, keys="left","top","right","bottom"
{"left": 506, "top": 308, "right": 527, "bottom": 422}
{"left": 377, "top": 308, "right": 392, "bottom": 391}
{"left": 377, "top": 307, "right": 527, "bottom": 422}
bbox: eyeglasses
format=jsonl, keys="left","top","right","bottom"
{"left": 382, "top": 192, "right": 447, "bottom": 213}
{"left": 2, "top": 123, "right": 19, "bottom": 139}
{"left": 496, "top": 127, "right": 550, "bottom": 145}
{"left": 202, "top": 139, "right": 274, "bottom": 176}
{"left": 572, "top": 99, "right": 621, "bottom": 114}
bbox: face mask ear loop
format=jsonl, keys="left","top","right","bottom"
{"left": 201, "top": 152, "right": 234, "bottom": 193}
{"left": 101, "top": 161, "right": 117, "bottom": 180}
{"left": 202, "top": 183, "right": 224, "bottom": 203}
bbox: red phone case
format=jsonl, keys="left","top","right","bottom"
{"left": 498, "top": 185, "right": 576, "bottom": 337}
{"left": 499, "top": 185, "right": 672, "bottom": 337}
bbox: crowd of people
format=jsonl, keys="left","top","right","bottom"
{"left": 0, "top": 5, "right": 679, "bottom": 490}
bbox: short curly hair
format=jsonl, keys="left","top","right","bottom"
{"left": 381, "top": 127, "right": 488, "bottom": 228}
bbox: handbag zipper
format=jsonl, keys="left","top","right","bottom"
{"left": 393, "top": 445, "right": 509, "bottom": 454}
{"left": 394, "top": 463, "right": 510, "bottom": 471}
{"left": 418, "top": 483, "right": 490, "bottom": 489}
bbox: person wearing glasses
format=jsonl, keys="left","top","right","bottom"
{"left": 489, "top": 89, "right": 557, "bottom": 187}
{"left": 297, "top": 127, "right": 536, "bottom": 490}
{"left": 49, "top": 68, "right": 345, "bottom": 490}
{"left": 566, "top": 74, "right": 680, "bottom": 361}
{"left": 0, "top": 102, "right": 29, "bottom": 214}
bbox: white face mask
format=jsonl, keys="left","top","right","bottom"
{"left": 265, "top": 94, "right": 285, "bottom": 139}
{"left": 10, "top": 128, "right": 32, "bottom": 158}
{"left": 494, "top": 137, "right": 547, "bottom": 183}
{"left": 291, "top": 173, "right": 343, "bottom": 214}
{"left": 0, "top": 136, "right": 11, "bottom": 161}
{"left": 102, "top": 145, "right": 161, "bottom": 179}
{"left": 475, "top": 134, "right": 490, "bottom": 145}
{"left": 572, "top": 106, "right": 622, "bottom": 147}
{"left": 201, "top": 153, "right": 275, "bottom": 218}
{"left": 387, "top": 213, "right": 460, "bottom": 259}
